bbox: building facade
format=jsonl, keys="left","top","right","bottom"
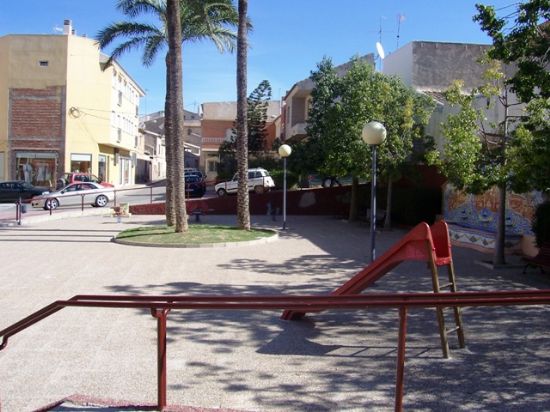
{"left": 282, "top": 55, "right": 375, "bottom": 143}
{"left": 200, "top": 101, "right": 281, "bottom": 181}
{"left": 138, "top": 109, "right": 202, "bottom": 183}
{"left": 0, "top": 20, "right": 144, "bottom": 187}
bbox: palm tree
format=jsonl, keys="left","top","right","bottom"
{"left": 166, "top": 0, "right": 186, "bottom": 231}
{"left": 97, "top": 0, "right": 238, "bottom": 228}
{"left": 236, "top": 0, "right": 251, "bottom": 230}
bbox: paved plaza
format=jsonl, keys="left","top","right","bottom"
{"left": 0, "top": 212, "right": 549, "bottom": 411}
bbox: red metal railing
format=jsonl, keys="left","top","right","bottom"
{"left": 2, "top": 290, "right": 550, "bottom": 411}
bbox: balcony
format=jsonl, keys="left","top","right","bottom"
{"left": 287, "top": 122, "right": 307, "bottom": 140}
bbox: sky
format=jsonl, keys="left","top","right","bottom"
{"left": 0, "top": 0, "right": 517, "bottom": 115}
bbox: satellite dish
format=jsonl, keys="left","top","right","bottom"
{"left": 376, "top": 41, "right": 385, "bottom": 60}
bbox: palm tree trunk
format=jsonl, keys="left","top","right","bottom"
{"left": 348, "top": 176, "right": 359, "bottom": 221}
{"left": 384, "top": 177, "right": 393, "bottom": 230}
{"left": 236, "top": 0, "right": 250, "bottom": 230}
{"left": 166, "top": 0, "right": 188, "bottom": 232}
{"left": 164, "top": 52, "right": 175, "bottom": 226}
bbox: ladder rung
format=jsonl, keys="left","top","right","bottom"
{"left": 445, "top": 326, "right": 460, "bottom": 334}
{"left": 438, "top": 282, "right": 455, "bottom": 289}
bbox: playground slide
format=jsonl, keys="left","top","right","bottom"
{"left": 281, "top": 220, "right": 453, "bottom": 320}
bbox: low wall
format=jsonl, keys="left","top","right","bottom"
{"left": 130, "top": 183, "right": 442, "bottom": 226}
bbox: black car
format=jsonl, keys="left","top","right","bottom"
{"left": 185, "top": 174, "right": 206, "bottom": 198}
{"left": 0, "top": 181, "right": 50, "bottom": 203}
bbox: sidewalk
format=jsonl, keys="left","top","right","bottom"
{"left": 0, "top": 214, "right": 549, "bottom": 411}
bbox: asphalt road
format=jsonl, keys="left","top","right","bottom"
{"left": 0, "top": 184, "right": 217, "bottom": 223}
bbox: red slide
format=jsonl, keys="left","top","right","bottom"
{"left": 281, "top": 220, "right": 453, "bottom": 320}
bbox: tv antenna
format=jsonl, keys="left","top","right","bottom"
{"left": 396, "top": 13, "right": 405, "bottom": 49}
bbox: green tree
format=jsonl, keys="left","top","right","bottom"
{"left": 426, "top": 60, "right": 522, "bottom": 265}
{"left": 289, "top": 57, "right": 341, "bottom": 186}
{"left": 236, "top": 0, "right": 251, "bottom": 230}
{"left": 475, "top": 0, "right": 550, "bottom": 195}
{"left": 97, "top": 0, "right": 238, "bottom": 227}
{"left": 247, "top": 80, "right": 272, "bottom": 153}
{"left": 217, "top": 79, "right": 274, "bottom": 177}
{"left": 301, "top": 57, "right": 433, "bottom": 224}
{"left": 474, "top": 1, "right": 550, "bottom": 102}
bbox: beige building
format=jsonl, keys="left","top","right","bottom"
{"left": 0, "top": 20, "right": 144, "bottom": 187}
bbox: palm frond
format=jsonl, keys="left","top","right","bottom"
{"left": 117, "top": 0, "right": 166, "bottom": 19}
{"left": 103, "top": 37, "right": 152, "bottom": 67}
{"left": 96, "top": 22, "right": 162, "bottom": 48}
{"left": 143, "top": 35, "right": 166, "bottom": 66}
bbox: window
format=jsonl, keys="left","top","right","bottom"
{"left": 134, "top": 136, "right": 138, "bottom": 148}
{"left": 39, "top": 60, "right": 49, "bottom": 67}
{"left": 118, "top": 91, "right": 122, "bottom": 106}
{"left": 117, "top": 128, "right": 122, "bottom": 143}
{"left": 98, "top": 155, "right": 107, "bottom": 183}
{"left": 207, "top": 160, "right": 217, "bottom": 173}
{"left": 70, "top": 153, "right": 92, "bottom": 173}
{"left": 188, "top": 128, "right": 192, "bottom": 136}
{"left": 15, "top": 152, "right": 57, "bottom": 186}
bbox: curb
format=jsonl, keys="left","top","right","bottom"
{"left": 112, "top": 228, "right": 279, "bottom": 248}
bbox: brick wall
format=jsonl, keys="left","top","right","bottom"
{"left": 8, "top": 86, "right": 66, "bottom": 177}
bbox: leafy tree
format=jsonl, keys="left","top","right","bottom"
{"left": 507, "top": 99, "right": 550, "bottom": 193}
{"left": 474, "top": 1, "right": 550, "bottom": 102}
{"left": 236, "top": 0, "right": 251, "bottom": 230}
{"left": 426, "top": 58, "right": 524, "bottom": 265}
{"left": 427, "top": 1, "right": 550, "bottom": 264}
{"left": 97, "top": 0, "right": 238, "bottom": 227}
{"left": 289, "top": 58, "right": 341, "bottom": 186}
{"left": 299, "top": 57, "right": 433, "bottom": 224}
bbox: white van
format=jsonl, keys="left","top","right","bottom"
{"left": 215, "top": 168, "right": 275, "bottom": 196}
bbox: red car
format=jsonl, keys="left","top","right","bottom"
{"left": 57, "top": 173, "right": 114, "bottom": 190}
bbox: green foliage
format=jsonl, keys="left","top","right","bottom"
{"left": 223, "top": 79, "right": 273, "bottom": 155}
{"left": 298, "top": 57, "right": 434, "bottom": 182}
{"left": 269, "top": 169, "right": 300, "bottom": 190}
{"left": 247, "top": 80, "right": 272, "bottom": 152}
{"left": 97, "top": 0, "right": 239, "bottom": 66}
{"left": 532, "top": 201, "right": 550, "bottom": 247}
{"left": 507, "top": 99, "right": 550, "bottom": 193}
{"left": 474, "top": 1, "right": 550, "bottom": 103}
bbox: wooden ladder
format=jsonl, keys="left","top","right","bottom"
{"left": 428, "top": 258, "right": 466, "bottom": 358}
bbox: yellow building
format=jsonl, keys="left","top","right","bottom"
{"left": 0, "top": 20, "right": 144, "bottom": 187}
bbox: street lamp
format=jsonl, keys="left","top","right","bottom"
{"left": 278, "top": 144, "right": 292, "bottom": 230}
{"left": 362, "top": 121, "right": 386, "bottom": 262}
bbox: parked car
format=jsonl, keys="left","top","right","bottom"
{"left": 184, "top": 168, "right": 204, "bottom": 179}
{"left": 0, "top": 181, "right": 50, "bottom": 203}
{"left": 215, "top": 168, "right": 275, "bottom": 196}
{"left": 185, "top": 174, "right": 206, "bottom": 198}
{"left": 56, "top": 172, "right": 114, "bottom": 190}
{"left": 31, "top": 182, "right": 113, "bottom": 210}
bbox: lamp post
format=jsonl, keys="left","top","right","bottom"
{"left": 362, "top": 121, "right": 386, "bottom": 262}
{"left": 278, "top": 144, "right": 292, "bottom": 230}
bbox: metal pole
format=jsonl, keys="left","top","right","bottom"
{"left": 17, "top": 197, "right": 21, "bottom": 225}
{"left": 282, "top": 157, "right": 287, "bottom": 230}
{"left": 151, "top": 308, "right": 169, "bottom": 411}
{"left": 150, "top": 186, "right": 153, "bottom": 204}
{"left": 395, "top": 305, "right": 408, "bottom": 412}
{"left": 370, "top": 145, "right": 377, "bottom": 262}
